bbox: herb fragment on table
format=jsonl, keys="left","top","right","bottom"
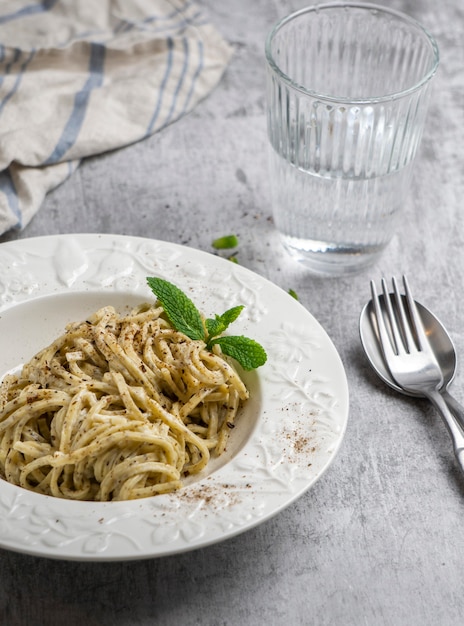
{"left": 146, "top": 277, "right": 267, "bottom": 370}
{"left": 212, "top": 235, "right": 239, "bottom": 250}
{"left": 288, "top": 289, "right": 299, "bottom": 300}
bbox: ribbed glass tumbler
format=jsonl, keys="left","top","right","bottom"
{"left": 265, "top": 3, "right": 439, "bottom": 275}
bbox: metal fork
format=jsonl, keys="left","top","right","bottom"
{"left": 371, "top": 276, "right": 464, "bottom": 473}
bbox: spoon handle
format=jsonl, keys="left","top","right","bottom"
{"left": 442, "top": 390, "right": 464, "bottom": 433}
{"left": 427, "top": 390, "right": 464, "bottom": 474}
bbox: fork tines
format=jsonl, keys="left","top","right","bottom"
{"left": 370, "top": 276, "right": 429, "bottom": 357}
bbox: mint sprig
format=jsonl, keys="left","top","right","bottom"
{"left": 146, "top": 277, "right": 267, "bottom": 371}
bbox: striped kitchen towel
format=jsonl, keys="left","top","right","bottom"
{"left": 0, "top": 0, "right": 232, "bottom": 235}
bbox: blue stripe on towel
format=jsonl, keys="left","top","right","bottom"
{"left": 0, "top": 49, "right": 36, "bottom": 116}
{"left": 120, "top": 11, "right": 208, "bottom": 37}
{"left": 161, "top": 37, "right": 190, "bottom": 128}
{"left": 182, "top": 39, "right": 203, "bottom": 114}
{"left": 0, "top": 170, "right": 21, "bottom": 228}
{"left": 144, "top": 37, "right": 174, "bottom": 137}
{"left": 117, "top": 0, "right": 197, "bottom": 34}
{"left": 140, "top": 8, "right": 207, "bottom": 31}
{"left": 43, "top": 42, "right": 106, "bottom": 165}
{"left": 0, "top": 48, "right": 21, "bottom": 90}
{"left": 0, "top": 0, "right": 57, "bottom": 24}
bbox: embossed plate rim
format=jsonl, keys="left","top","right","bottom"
{"left": 0, "top": 234, "right": 349, "bottom": 561}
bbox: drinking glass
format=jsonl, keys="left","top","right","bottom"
{"left": 265, "top": 3, "right": 439, "bottom": 275}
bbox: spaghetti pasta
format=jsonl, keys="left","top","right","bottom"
{"left": 0, "top": 303, "right": 249, "bottom": 501}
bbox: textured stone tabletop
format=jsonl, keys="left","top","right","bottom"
{"left": 0, "top": 0, "right": 464, "bottom": 624}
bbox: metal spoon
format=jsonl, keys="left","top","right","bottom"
{"left": 359, "top": 297, "right": 464, "bottom": 431}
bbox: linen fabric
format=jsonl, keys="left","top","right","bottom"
{"left": 0, "top": 0, "right": 232, "bottom": 234}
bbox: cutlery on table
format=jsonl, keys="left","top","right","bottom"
{"left": 360, "top": 276, "right": 464, "bottom": 473}
{"left": 360, "top": 278, "right": 464, "bottom": 430}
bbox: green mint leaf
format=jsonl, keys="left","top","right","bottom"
{"left": 212, "top": 235, "right": 239, "bottom": 250}
{"left": 205, "top": 315, "right": 224, "bottom": 339}
{"left": 288, "top": 288, "right": 299, "bottom": 300}
{"left": 219, "top": 305, "right": 245, "bottom": 327}
{"left": 146, "top": 277, "right": 205, "bottom": 341}
{"left": 205, "top": 305, "right": 244, "bottom": 340}
{"left": 209, "top": 336, "right": 267, "bottom": 371}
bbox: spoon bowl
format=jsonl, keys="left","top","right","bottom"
{"left": 360, "top": 296, "right": 457, "bottom": 397}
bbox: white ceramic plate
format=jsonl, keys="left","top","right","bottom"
{"left": 0, "top": 234, "right": 349, "bottom": 561}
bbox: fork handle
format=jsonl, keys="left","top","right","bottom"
{"left": 442, "top": 390, "right": 464, "bottom": 433}
{"left": 426, "top": 390, "right": 464, "bottom": 474}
